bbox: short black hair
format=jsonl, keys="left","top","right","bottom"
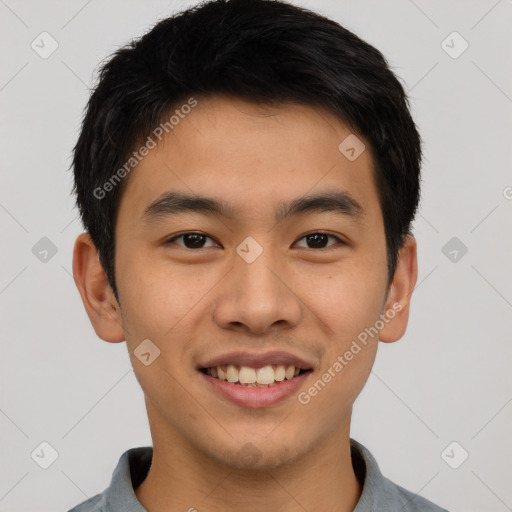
{"left": 72, "top": 0, "right": 422, "bottom": 301}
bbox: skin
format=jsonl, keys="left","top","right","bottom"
{"left": 73, "top": 95, "right": 417, "bottom": 512}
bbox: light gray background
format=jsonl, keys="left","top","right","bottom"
{"left": 1, "top": 1, "right": 511, "bottom": 511}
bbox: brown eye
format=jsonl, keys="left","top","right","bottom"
{"left": 165, "top": 232, "right": 219, "bottom": 249}
{"left": 294, "top": 232, "right": 343, "bottom": 249}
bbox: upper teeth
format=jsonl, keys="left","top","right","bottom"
{"left": 207, "top": 365, "right": 301, "bottom": 385}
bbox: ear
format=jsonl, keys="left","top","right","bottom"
{"left": 379, "top": 235, "right": 418, "bottom": 343}
{"left": 72, "top": 232, "right": 125, "bottom": 343}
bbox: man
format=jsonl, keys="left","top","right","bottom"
{"left": 69, "top": 0, "right": 448, "bottom": 510}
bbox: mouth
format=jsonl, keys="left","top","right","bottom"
{"left": 199, "top": 364, "right": 312, "bottom": 387}
{"left": 197, "top": 350, "right": 315, "bottom": 408}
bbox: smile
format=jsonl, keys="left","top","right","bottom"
{"left": 200, "top": 364, "right": 310, "bottom": 387}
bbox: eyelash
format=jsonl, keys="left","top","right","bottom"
{"left": 164, "top": 231, "right": 345, "bottom": 250}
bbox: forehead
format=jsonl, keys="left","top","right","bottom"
{"left": 116, "top": 95, "right": 380, "bottom": 226}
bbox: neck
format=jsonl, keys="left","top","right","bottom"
{"left": 135, "top": 407, "right": 361, "bottom": 512}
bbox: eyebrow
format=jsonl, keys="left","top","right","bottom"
{"left": 140, "top": 190, "right": 364, "bottom": 224}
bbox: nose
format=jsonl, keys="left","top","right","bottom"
{"left": 212, "top": 243, "right": 302, "bottom": 335}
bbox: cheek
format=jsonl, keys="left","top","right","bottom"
{"left": 117, "top": 262, "right": 200, "bottom": 414}
{"left": 307, "top": 262, "right": 387, "bottom": 342}
{"left": 115, "top": 252, "right": 228, "bottom": 409}
{"left": 115, "top": 252, "right": 201, "bottom": 354}
{"left": 308, "top": 346, "right": 377, "bottom": 427}
{"left": 298, "top": 291, "right": 380, "bottom": 426}
{"left": 298, "top": 256, "right": 386, "bottom": 409}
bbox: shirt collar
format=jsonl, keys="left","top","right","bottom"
{"left": 102, "top": 446, "right": 151, "bottom": 512}
{"left": 101, "top": 439, "right": 398, "bottom": 511}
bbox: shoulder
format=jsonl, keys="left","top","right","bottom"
{"left": 351, "top": 438, "right": 449, "bottom": 512}
{"left": 384, "top": 478, "right": 449, "bottom": 511}
{"left": 67, "top": 493, "right": 104, "bottom": 512}
{"left": 66, "top": 446, "right": 152, "bottom": 512}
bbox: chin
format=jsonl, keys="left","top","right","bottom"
{"left": 212, "top": 437, "right": 306, "bottom": 471}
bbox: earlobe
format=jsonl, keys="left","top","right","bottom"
{"left": 72, "top": 232, "right": 125, "bottom": 343}
{"left": 379, "top": 235, "right": 418, "bottom": 344}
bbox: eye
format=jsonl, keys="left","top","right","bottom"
{"left": 293, "top": 232, "right": 344, "bottom": 249}
{"left": 164, "top": 231, "right": 345, "bottom": 250}
{"left": 164, "top": 232, "right": 220, "bottom": 249}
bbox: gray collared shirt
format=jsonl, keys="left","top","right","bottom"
{"left": 68, "top": 439, "right": 448, "bottom": 512}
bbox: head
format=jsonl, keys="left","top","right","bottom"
{"left": 72, "top": 0, "right": 420, "bottom": 470}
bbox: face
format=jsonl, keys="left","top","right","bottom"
{"left": 74, "top": 94, "right": 416, "bottom": 470}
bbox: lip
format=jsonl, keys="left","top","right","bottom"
{"left": 200, "top": 370, "right": 312, "bottom": 408}
{"left": 198, "top": 350, "right": 315, "bottom": 371}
